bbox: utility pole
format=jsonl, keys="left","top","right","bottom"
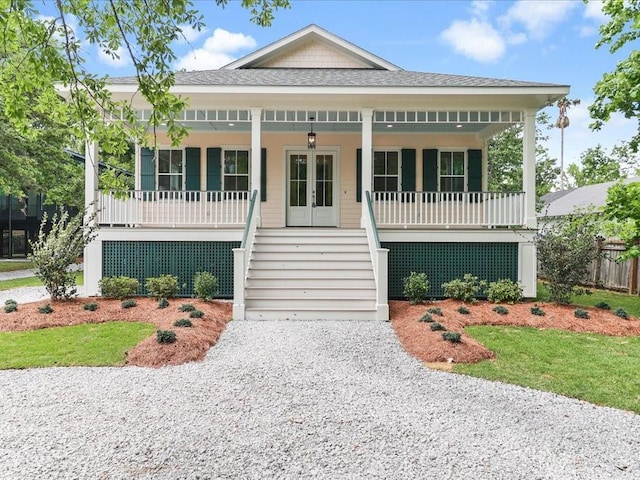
{"left": 556, "top": 97, "right": 581, "bottom": 190}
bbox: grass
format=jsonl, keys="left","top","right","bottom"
{"left": 0, "top": 272, "right": 83, "bottom": 291}
{"left": 0, "top": 322, "right": 155, "bottom": 369}
{"left": 454, "top": 326, "right": 640, "bottom": 414}
{"left": 0, "top": 261, "right": 33, "bottom": 272}
{"left": 536, "top": 281, "right": 640, "bottom": 318}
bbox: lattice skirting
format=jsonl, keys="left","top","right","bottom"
{"left": 102, "top": 241, "right": 239, "bottom": 298}
{"left": 383, "top": 242, "right": 519, "bottom": 298}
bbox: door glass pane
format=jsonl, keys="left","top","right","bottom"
{"left": 297, "top": 181, "right": 307, "bottom": 206}
{"left": 316, "top": 183, "right": 325, "bottom": 207}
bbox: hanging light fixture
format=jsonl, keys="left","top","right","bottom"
{"left": 307, "top": 116, "right": 316, "bottom": 149}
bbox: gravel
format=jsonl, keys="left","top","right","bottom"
{"left": 0, "top": 320, "right": 638, "bottom": 479}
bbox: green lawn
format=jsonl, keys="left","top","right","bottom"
{"left": 0, "top": 322, "right": 155, "bottom": 369}
{"left": 454, "top": 326, "right": 640, "bottom": 414}
{"left": 0, "top": 261, "right": 33, "bottom": 272}
{"left": 0, "top": 272, "right": 83, "bottom": 291}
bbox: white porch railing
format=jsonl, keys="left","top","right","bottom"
{"left": 372, "top": 191, "right": 525, "bottom": 227}
{"left": 98, "top": 190, "right": 250, "bottom": 227}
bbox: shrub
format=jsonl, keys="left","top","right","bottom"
{"left": 4, "top": 300, "right": 17, "bottom": 313}
{"left": 145, "top": 275, "right": 180, "bottom": 299}
{"left": 38, "top": 303, "right": 54, "bottom": 314}
{"left": 595, "top": 301, "right": 611, "bottom": 310}
{"left": 121, "top": 299, "right": 137, "bottom": 309}
{"left": 442, "top": 274, "right": 487, "bottom": 302}
{"left": 83, "top": 302, "right": 98, "bottom": 311}
{"left": 178, "top": 303, "right": 196, "bottom": 312}
{"left": 156, "top": 329, "right": 177, "bottom": 344}
{"left": 457, "top": 306, "right": 470, "bottom": 315}
{"left": 442, "top": 332, "right": 462, "bottom": 343}
{"left": 193, "top": 271, "right": 219, "bottom": 301}
{"left": 402, "top": 272, "right": 430, "bottom": 305}
{"left": 430, "top": 322, "right": 446, "bottom": 331}
{"left": 493, "top": 305, "right": 509, "bottom": 315}
{"left": 173, "top": 319, "right": 193, "bottom": 327}
{"left": 485, "top": 279, "right": 523, "bottom": 304}
{"left": 427, "top": 307, "right": 443, "bottom": 316}
{"left": 189, "top": 309, "right": 204, "bottom": 319}
{"left": 28, "top": 207, "right": 97, "bottom": 301}
{"left": 419, "top": 313, "right": 433, "bottom": 323}
{"left": 531, "top": 306, "right": 546, "bottom": 316}
{"left": 157, "top": 298, "right": 170, "bottom": 309}
{"left": 99, "top": 276, "right": 140, "bottom": 299}
{"left": 574, "top": 308, "right": 590, "bottom": 319}
{"left": 613, "top": 307, "right": 629, "bottom": 320}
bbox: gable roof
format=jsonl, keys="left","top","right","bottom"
{"left": 540, "top": 177, "right": 640, "bottom": 218}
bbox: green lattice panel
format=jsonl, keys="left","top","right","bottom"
{"left": 103, "top": 241, "right": 239, "bottom": 298}
{"left": 383, "top": 242, "right": 518, "bottom": 299}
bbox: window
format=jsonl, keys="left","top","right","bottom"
{"left": 439, "top": 151, "right": 465, "bottom": 192}
{"left": 158, "top": 149, "right": 183, "bottom": 191}
{"left": 373, "top": 151, "right": 399, "bottom": 191}
{"left": 223, "top": 149, "right": 249, "bottom": 191}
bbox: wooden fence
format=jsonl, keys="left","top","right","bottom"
{"left": 588, "top": 240, "right": 639, "bottom": 294}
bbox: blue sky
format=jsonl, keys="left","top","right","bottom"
{"left": 39, "top": 0, "right": 637, "bottom": 177}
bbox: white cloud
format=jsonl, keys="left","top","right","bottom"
{"left": 97, "top": 45, "right": 129, "bottom": 68}
{"left": 440, "top": 19, "right": 505, "bottom": 63}
{"left": 176, "top": 24, "right": 207, "bottom": 44}
{"left": 175, "top": 28, "right": 256, "bottom": 71}
{"left": 501, "top": 0, "right": 578, "bottom": 39}
{"left": 584, "top": 0, "right": 608, "bottom": 22}
{"left": 471, "top": 0, "right": 492, "bottom": 19}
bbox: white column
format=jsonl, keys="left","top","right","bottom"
{"left": 522, "top": 109, "right": 537, "bottom": 229}
{"left": 361, "top": 108, "right": 373, "bottom": 226}
{"left": 250, "top": 107, "right": 262, "bottom": 224}
{"left": 84, "top": 140, "right": 101, "bottom": 296}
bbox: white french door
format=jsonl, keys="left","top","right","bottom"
{"left": 286, "top": 151, "right": 337, "bottom": 227}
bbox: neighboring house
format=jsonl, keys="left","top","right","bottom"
{"left": 82, "top": 25, "right": 569, "bottom": 320}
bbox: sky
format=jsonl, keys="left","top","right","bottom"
{"left": 38, "top": 0, "right": 638, "bottom": 177}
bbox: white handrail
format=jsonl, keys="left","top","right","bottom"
{"left": 364, "top": 191, "right": 389, "bottom": 321}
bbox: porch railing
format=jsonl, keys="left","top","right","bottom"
{"left": 371, "top": 191, "right": 525, "bottom": 227}
{"left": 98, "top": 190, "right": 250, "bottom": 227}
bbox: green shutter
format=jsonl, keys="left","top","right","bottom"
{"left": 468, "top": 149, "right": 483, "bottom": 192}
{"left": 141, "top": 147, "right": 155, "bottom": 191}
{"left": 261, "top": 148, "right": 267, "bottom": 202}
{"left": 401, "top": 149, "right": 416, "bottom": 192}
{"left": 422, "top": 149, "right": 438, "bottom": 192}
{"left": 185, "top": 147, "right": 201, "bottom": 191}
{"left": 206, "top": 148, "right": 221, "bottom": 191}
{"left": 356, "top": 149, "right": 362, "bottom": 203}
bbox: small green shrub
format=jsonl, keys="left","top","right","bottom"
{"left": 531, "top": 306, "right": 546, "bottom": 316}
{"left": 173, "top": 319, "right": 193, "bottom": 327}
{"left": 613, "top": 307, "right": 629, "bottom": 320}
{"left": 145, "top": 274, "right": 180, "bottom": 299}
{"left": 402, "top": 272, "right": 430, "bottom": 305}
{"left": 4, "top": 299, "right": 18, "bottom": 313}
{"left": 99, "top": 276, "right": 139, "bottom": 299}
{"left": 156, "top": 329, "right": 177, "bottom": 344}
{"left": 574, "top": 308, "right": 590, "bottom": 319}
{"left": 178, "top": 303, "right": 196, "bottom": 312}
{"left": 485, "top": 279, "right": 523, "bottom": 304}
{"left": 595, "top": 301, "right": 611, "bottom": 310}
{"left": 121, "top": 299, "right": 137, "bottom": 309}
{"left": 492, "top": 305, "right": 509, "bottom": 315}
{"left": 427, "top": 307, "right": 443, "bottom": 316}
{"left": 430, "top": 322, "right": 446, "bottom": 331}
{"left": 4, "top": 299, "right": 17, "bottom": 306}
{"left": 457, "top": 306, "right": 470, "bottom": 315}
{"left": 193, "top": 271, "right": 219, "bottom": 301}
{"left": 38, "top": 303, "right": 54, "bottom": 314}
{"left": 189, "top": 309, "right": 204, "bottom": 319}
{"left": 442, "top": 274, "right": 487, "bottom": 302}
{"left": 157, "top": 298, "right": 170, "bottom": 309}
{"left": 419, "top": 313, "right": 433, "bottom": 323}
{"left": 442, "top": 331, "right": 462, "bottom": 343}
{"left": 83, "top": 302, "right": 98, "bottom": 311}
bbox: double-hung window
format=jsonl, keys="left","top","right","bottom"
{"left": 373, "top": 150, "right": 400, "bottom": 192}
{"left": 439, "top": 151, "right": 465, "bottom": 192}
{"left": 223, "top": 149, "right": 249, "bottom": 191}
{"left": 158, "top": 149, "right": 183, "bottom": 191}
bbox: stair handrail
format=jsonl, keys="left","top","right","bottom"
{"left": 241, "top": 190, "right": 259, "bottom": 249}
{"left": 365, "top": 191, "right": 389, "bottom": 320}
{"left": 233, "top": 189, "right": 258, "bottom": 321}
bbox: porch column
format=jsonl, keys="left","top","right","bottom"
{"left": 84, "top": 140, "right": 101, "bottom": 296}
{"left": 522, "top": 109, "right": 537, "bottom": 229}
{"left": 250, "top": 107, "right": 262, "bottom": 225}
{"left": 361, "top": 108, "right": 373, "bottom": 226}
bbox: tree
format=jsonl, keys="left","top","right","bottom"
{"left": 603, "top": 181, "right": 640, "bottom": 260}
{"left": 487, "top": 112, "right": 560, "bottom": 199}
{"left": 589, "top": 0, "right": 640, "bottom": 151}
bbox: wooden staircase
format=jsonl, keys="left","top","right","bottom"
{"left": 243, "top": 229, "right": 378, "bottom": 320}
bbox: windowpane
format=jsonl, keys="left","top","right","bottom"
{"left": 158, "top": 150, "right": 170, "bottom": 173}
{"left": 373, "top": 156, "right": 386, "bottom": 175}
{"left": 374, "top": 177, "right": 386, "bottom": 191}
{"left": 386, "top": 177, "right": 398, "bottom": 191}
{"left": 237, "top": 154, "right": 249, "bottom": 174}
{"left": 387, "top": 156, "right": 398, "bottom": 175}
{"left": 237, "top": 176, "right": 249, "bottom": 191}
{"left": 223, "top": 149, "right": 249, "bottom": 191}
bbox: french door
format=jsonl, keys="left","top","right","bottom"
{"left": 286, "top": 151, "right": 337, "bottom": 227}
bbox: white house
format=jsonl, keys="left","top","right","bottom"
{"left": 83, "top": 24, "right": 570, "bottom": 320}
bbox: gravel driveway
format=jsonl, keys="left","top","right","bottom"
{"left": 0, "top": 320, "right": 638, "bottom": 479}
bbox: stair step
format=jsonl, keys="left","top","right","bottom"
{"left": 248, "top": 269, "right": 374, "bottom": 279}
{"left": 245, "top": 298, "right": 375, "bottom": 309}
{"left": 245, "top": 286, "right": 376, "bottom": 299}
{"left": 244, "top": 308, "right": 377, "bottom": 321}
{"left": 252, "top": 243, "right": 370, "bottom": 252}
{"left": 246, "top": 277, "right": 375, "bottom": 288}
{"left": 250, "top": 251, "right": 371, "bottom": 261}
